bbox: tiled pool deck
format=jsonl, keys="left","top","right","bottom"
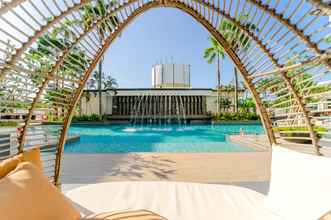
{"left": 61, "top": 149, "right": 271, "bottom": 194}
{"left": 61, "top": 134, "right": 331, "bottom": 194}
{"left": 62, "top": 151, "right": 271, "bottom": 183}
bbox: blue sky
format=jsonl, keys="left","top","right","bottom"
{"left": 103, "top": 8, "right": 237, "bottom": 88}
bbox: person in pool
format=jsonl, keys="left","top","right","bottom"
{"left": 240, "top": 128, "right": 245, "bottom": 136}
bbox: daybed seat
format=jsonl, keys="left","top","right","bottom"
{"left": 66, "top": 146, "right": 331, "bottom": 220}
{"left": 67, "top": 181, "right": 282, "bottom": 220}
{"left": 1, "top": 147, "right": 331, "bottom": 220}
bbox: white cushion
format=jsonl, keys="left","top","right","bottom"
{"left": 267, "top": 146, "right": 331, "bottom": 220}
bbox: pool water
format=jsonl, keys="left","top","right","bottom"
{"left": 64, "top": 124, "right": 264, "bottom": 153}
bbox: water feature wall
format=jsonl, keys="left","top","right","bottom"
{"left": 112, "top": 95, "right": 207, "bottom": 124}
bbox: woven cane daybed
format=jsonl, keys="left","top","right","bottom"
{"left": 1, "top": 146, "right": 331, "bottom": 220}
{"left": 1, "top": 0, "right": 331, "bottom": 219}
{"left": 64, "top": 146, "right": 331, "bottom": 220}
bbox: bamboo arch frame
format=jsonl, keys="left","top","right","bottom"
{"left": 12, "top": 0, "right": 323, "bottom": 153}
{"left": 16, "top": 0, "right": 284, "bottom": 151}
{"left": 0, "top": 0, "right": 329, "bottom": 186}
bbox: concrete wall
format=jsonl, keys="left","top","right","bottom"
{"left": 206, "top": 95, "right": 217, "bottom": 113}
{"left": 79, "top": 89, "right": 246, "bottom": 116}
{"left": 80, "top": 92, "right": 113, "bottom": 115}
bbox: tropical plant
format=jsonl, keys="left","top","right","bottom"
{"left": 0, "top": 89, "right": 4, "bottom": 97}
{"left": 0, "top": 121, "right": 18, "bottom": 127}
{"left": 103, "top": 75, "right": 118, "bottom": 90}
{"left": 25, "top": 18, "right": 90, "bottom": 120}
{"left": 204, "top": 37, "right": 225, "bottom": 114}
{"left": 81, "top": 0, "right": 119, "bottom": 115}
{"left": 89, "top": 71, "right": 118, "bottom": 90}
{"left": 80, "top": 72, "right": 117, "bottom": 115}
{"left": 217, "top": 14, "right": 258, "bottom": 112}
{"left": 219, "top": 97, "right": 232, "bottom": 111}
{"left": 239, "top": 98, "right": 256, "bottom": 112}
{"left": 72, "top": 113, "right": 106, "bottom": 122}
{"left": 273, "top": 126, "right": 327, "bottom": 133}
{"left": 212, "top": 112, "right": 260, "bottom": 121}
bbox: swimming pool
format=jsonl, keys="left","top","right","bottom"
{"left": 64, "top": 124, "right": 264, "bottom": 153}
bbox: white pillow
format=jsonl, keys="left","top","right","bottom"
{"left": 267, "top": 146, "right": 331, "bottom": 220}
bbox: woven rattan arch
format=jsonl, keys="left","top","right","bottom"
{"left": 0, "top": 0, "right": 330, "bottom": 186}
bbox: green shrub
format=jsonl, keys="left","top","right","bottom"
{"left": 273, "top": 126, "right": 328, "bottom": 134}
{"left": 212, "top": 112, "right": 260, "bottom": 121}
{"left": 0, "top": 121, "right": 18, "bottom": 127}
{"left": 72, "top": 114, "right": 105, "bottom": 122}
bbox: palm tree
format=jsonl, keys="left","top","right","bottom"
{"left": 103, "top": 75, "right": 118, "bottom": 90}
{"left": 239, "top": 98, "right": 256, "bottom": 112}
{"left": 203, "top": 37, "right": 225, "bottom": 114}
{"left": 90, "top": 71, "right": 118, "bottom": 90}
{"left": 216, "top": 14, "right": 258, "bottom": 112}
{"left": 81, "top": 0, "right": 119, "bottom": 116}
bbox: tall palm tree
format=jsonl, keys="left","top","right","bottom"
{"left": 217, "top": 14, "right": 258, "bottom": 112}
{"left": 103, "top": 75, "right": 118, "bottom": 90}
{"left": 81, "top": 0, "right": 119, "bottom": 116}
{"left": 203, "top": 37, "right": 225, "bottom": 114}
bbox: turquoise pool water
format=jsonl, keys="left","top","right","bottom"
{"left": 64, "top": 124, "right": 264, "bottom": 153}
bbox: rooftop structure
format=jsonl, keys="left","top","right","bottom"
{"left": 152, "top": 64, "right": 191, "bottom": 88}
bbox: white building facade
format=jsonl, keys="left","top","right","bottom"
{"left": 152, "top": 64, "right": 191, "bottom": 88}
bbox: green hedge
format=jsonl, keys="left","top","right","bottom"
{"left": 72, "top": 114, "right": 105, "bottom": 122}
{"left": 0, "top": 121, "right": 18, "bottom": 127}
{"left": 212, "top": 112, "right": 260, "bottom": 121}
{"left": 273, "top": 126, "right": 328, "bottom": 133}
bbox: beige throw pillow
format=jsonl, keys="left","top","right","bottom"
{"left": 0, "top": 162, "right": 81, "bottom": 220}
{"left": 0, "top": 147, "right": 43, "bottom": 179}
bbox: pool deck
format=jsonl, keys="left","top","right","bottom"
{"left": 61, "top": 149, "right": 271, "bottom": 193}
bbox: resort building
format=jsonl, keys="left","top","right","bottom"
{"left": 80, "top": 88, "right": 245, "bottom": 117}
{"left": 79, "top": 64, "right": 245, "bottom": 121}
